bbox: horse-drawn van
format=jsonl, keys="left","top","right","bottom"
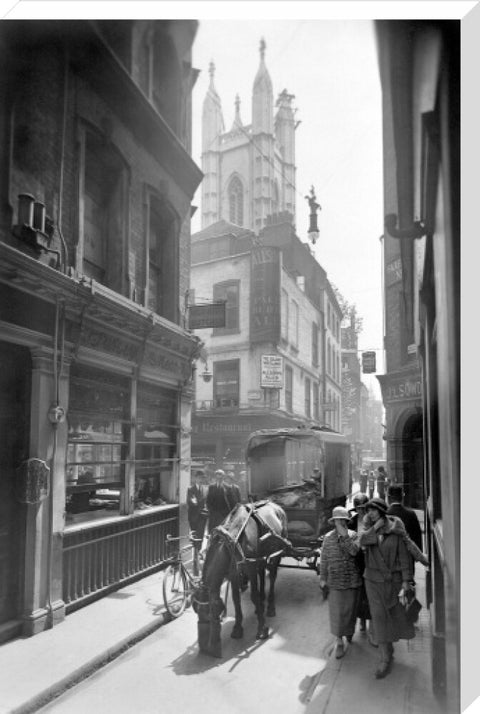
{"left": 246, "top": 426, "right": 351, "bottom": 549}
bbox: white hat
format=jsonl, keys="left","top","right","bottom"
{"left": 328, "top": 506, "right": 350, "bottom": 524}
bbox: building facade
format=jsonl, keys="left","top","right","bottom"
{"left": 0, "top": 20, "right": 202, "bottom": 641}
{"left": 201, "top": 39, "right": 297, "bottom": 233}
{"left": 376, "top": 20, "right": 460, "bottom": 711}
{"left": 190, "top": 215, "right": 342, "bottom": 478}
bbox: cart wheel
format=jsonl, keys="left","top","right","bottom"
{"left": 163, "top": 564, "right": 188, "bottom": 617}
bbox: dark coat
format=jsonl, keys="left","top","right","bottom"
{"left": 386, "top": 503, "right": 422, "bottom": 551}
{"left": 206, "top": 483, "right": 235, "bottom": 529}
{"left": 187, "top": 483, "right": 207, "bottom": 533}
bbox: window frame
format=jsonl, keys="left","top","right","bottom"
{"left": 213, "top": 359, "right": 240, "bottom": 408}
{"left": 212, "top": 279, "right": 240, "bottom": 335}
{"left": 285, "top": 364, "right": 293, "bottom": 412}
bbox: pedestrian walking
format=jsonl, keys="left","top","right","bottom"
{"left": 319, "top": 506, "right": 362, "bottom": 659}
{"left": 187, "top": 470, "right": 208, "bottom": 572}
{"left": 359, "top": 498, "right": 414, "bottom": 679}
{"left": 359, "top": 470, "right": 368, "bottom": 493}
{"left": 206, "top": 469, "right": 235, "bottom": 530}
{"left": 225, "top": 471, "right": 242, "bottom": 506}
{"left": 386, "top": 484, "right": 425, "bottom": 581}
{"left": 348, "top": 493, "right": 372, "bottom": 635}
{"left": 376, "top": 467, "right": 387, "bottom": 500}
{"left": 368, "top": 471, "right": 375, "bottom": 499}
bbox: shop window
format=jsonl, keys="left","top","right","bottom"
{"left": 135, "top": 384, "right": 177, "bottom": 510}
{"left": 214, "top": 360, "right": 239, "bottom": 408}
{"left": 228, "top": 176, "right": 244, "bottom": 226}
{"left": 81, "top": 129, "right": 128, "bottom": 294}
{"left": 66, "top": 366, "right": 130, "bottom": 523}
{"left": 213, "top": 280, "right": 239, "bottom": 334}
{"left": 146, "top": 193, "right": 178, "bottom": 321}
{"left": 285, "top": 365, "right": 293, "bottom": 412}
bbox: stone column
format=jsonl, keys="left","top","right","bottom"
{"left": 22, "top": 347, "right": 68, "bottom": 635}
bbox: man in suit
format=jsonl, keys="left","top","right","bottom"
{"left": 386, "top": 484, "right": 423, "bottom": 550}
{"left": 206, "top": 469, "right": 234, "bottom": 530}
{"left": 187, "top": 470, "right": 208, "bottom": 567}
{"left": 225, "top": 471, "right": 242, "bottom": 507}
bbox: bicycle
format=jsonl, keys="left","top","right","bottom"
{"left": 162, "top": 533, "right": 204, "bottom": 618}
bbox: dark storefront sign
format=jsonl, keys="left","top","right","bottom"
{"left": 188, "top": 301, "right": 226, "bottom": 329}
{"left": 362, "top": 351, "right": 376, "bottom": 374}
{"left": 250, "top": 246, "right": 281, "bottom": 343}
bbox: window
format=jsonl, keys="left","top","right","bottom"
{"left": 65, "top": 365, "right": 180, "bottom": 524}
{"left": 135, "top": 384, "right": 177, "bottom": 508}
{"left": 313, "top": 382, "right": 319, "bottom": 421}
{"left": 285, "top": 365, "right": 293, "bottom": 412}
{"left": 81, "top": 130, "right": 127, "bottom": 293}
{"left": 66, "top": 365, "right": 130, "bottom": 521}
{"left": 213, "top": 280, "right": 240, "bottom": 333}
{"left": 305, "top": 377, "right": 311, "bottom": 418}
{"left": 312, "top": 322, "right": 319, "bottom": 366}
{"left": 147, "top": 194, "right": 178, "bottom": 321}
{"left": 138, "top": 27, "right": 181, "bottom": 135}
{"left": 228, "top": 176, "right": 244, "bottom": 226}
{"left": 327, "top": 339, "right": 331, "bottom": 375}
{"left": 281, "top": 289, "right": 289, "bottom": 341}
{"left": 291, "top": 300, "right": 299, "bottom": 348}
{"left": 214, "top": 360, "right": 240, "bottom": 407}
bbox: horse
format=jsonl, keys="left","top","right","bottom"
{"left": 193, "top": 500, "right": 290, "bottom": 658}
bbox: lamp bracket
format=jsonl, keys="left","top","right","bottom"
{"left": 384, "top": 213, "right": 426, "bottom": 240}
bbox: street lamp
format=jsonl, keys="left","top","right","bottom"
{"left": 202, "top": 363, "right": 212, "bottom": 383}
{"left": 305, "top": 185, "right": 321, "bottom": 245}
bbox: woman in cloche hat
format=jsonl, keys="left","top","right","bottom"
{"left": 319, "top": 506, "right": 362, "bottom": 659}
{"left": 359, "top": 497, "right": 414, "bottom": 679}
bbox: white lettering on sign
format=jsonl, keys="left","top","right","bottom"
{"left": 386, "top": 258, "right": 402, "bottom": 285}
{"left": 261, "top": 354, "right": 284, "bottom": 388}
{"left": 385, "top": 379, "right": 422, "bottom": 402}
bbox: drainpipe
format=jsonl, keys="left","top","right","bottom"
{"left": 56, "top": 43, "right": 70, "bottom": 274}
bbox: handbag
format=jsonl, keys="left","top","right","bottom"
{"left": 404, "top": 589, "right": 422, "bottom": 624}
{"left": 392, "top": 595, "right": 416, "bottom": 640}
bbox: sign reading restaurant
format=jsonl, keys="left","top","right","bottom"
{"left": 261, "top": 354, "right": 284, "bottom": 388}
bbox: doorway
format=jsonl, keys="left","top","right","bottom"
{"left": 0, "top": 342, "right": 30, "bottom": 625}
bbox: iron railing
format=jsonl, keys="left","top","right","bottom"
{"left": 63, "top": 507, "right": 178, "bottom": 612}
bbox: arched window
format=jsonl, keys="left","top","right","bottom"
{"left": 228, "top": 176, "right": 244, "bottom": 226}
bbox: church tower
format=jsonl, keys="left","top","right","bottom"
{"left": 201, "top": 62, "right": 224, "bottom": 228}
{"left": 200, "top": 39, "right": 298, "bottom": 234}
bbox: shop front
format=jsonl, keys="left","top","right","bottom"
{"left": 0, "top": 244, "right": 199, "bottom": 634}
{"left": 377, "top": 365, "right": 424, "bottom": 508}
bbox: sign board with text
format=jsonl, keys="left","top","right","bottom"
{"left": 261, "top": 354, "right": 284, "bottom": 389}
{"left": 188, "top": 302, "right": 226, "bottom": 329}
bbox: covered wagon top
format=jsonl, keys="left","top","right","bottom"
{"left": 245, "top": 426, "right": 349, "bottom": 456}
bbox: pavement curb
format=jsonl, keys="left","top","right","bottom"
{"left": 9, "top": 612, "right": 169, "bottom": 714}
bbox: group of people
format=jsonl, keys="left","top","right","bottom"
{"left": 319, "top": 483, "right": 428, "bottom": 679}
{"left": 359, "top": 466, "right": 389, "bottom": 500}
{"left": 186, "top": 468, "right": 242, "bottom": 553}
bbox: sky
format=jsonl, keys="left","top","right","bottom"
{"left": 190, "top": 19, "right": 384, "bottom": 397}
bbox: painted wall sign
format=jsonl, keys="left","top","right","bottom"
{"left": 385, "top": 378, "right": 422, "bottom": 402}
{"left": 261, "top": 354, "right": 284, "bottom": 388}
{"left": 386, "top": 257, "right": 403, "bottom": 286}
{"left": 250, "top": 247, "right": 281, "bottom": 343}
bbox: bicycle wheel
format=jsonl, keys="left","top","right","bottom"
{"left": 162, "top": 564, "right": 188, "bottom": 617}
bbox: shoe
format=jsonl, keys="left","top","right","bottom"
{"left": 374, "top": 661, "right": 390, "bottom": 679}
{"left": 346, "top": 635, "right": 353, "bottom": 643}
{"left": 335, "top": 642, "right": 345, "bottom": 659}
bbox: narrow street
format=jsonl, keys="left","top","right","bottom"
{"left": 40, "top": 563, "right": 336, "bottom": 714}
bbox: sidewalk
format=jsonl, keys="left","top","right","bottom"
{"left": 1, "top": 520, "right": 438, "bottom": 714}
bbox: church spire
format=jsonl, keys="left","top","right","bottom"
{"left": 202, "top": 58, "right": 224, "bottom": 151}
{"left": 252, "top": 37, "right": 273, "bottom": 134}
{"left": 230, "top": 94, "right": 243, "bottom": 131}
